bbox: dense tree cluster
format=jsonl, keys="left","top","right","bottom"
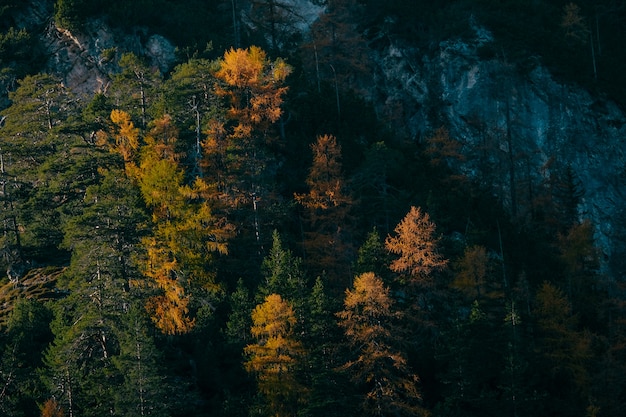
{"left": 1, "top": 1, "right": 625, "bottom": 417}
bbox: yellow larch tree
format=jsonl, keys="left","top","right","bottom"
{"left": 129, "top": 114, "right": 232, "bottom": 334}
{"left": 245, "top": 293, "right": 305, "bottom": 417}
{"left": 204, "top": 46, "right": 291, "bottom": 206}
{"left": 202, "top": 46, "right": 291, "bottom": 252}
{"left": 105, "top": 109, "right": 140, "bottom": 175}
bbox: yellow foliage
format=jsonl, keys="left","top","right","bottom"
{"left": 338, "top": 272, "right": 393, "bottom": 342}
{"left": 109, "top": 109, "right": 140, "bottom": 165}
{"left": 133, "top": 115, "right": 233, "bottom": 334}
{"left": 244, "top": 294, "right": 305, "bottom": 417}
{"left": 216, "top": 46, "right": 266, "bottom": 88}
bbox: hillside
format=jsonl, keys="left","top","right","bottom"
{"left": 1, "top": 1, "right": 626, "bottom": 416}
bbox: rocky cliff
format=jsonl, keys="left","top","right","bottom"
{"left": 373, "top": 22, "right": 626, "bottom": 277}
{"left": 11, "top": 0, "right": 176, "bottom": 98}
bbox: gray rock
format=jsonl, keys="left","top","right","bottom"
{"left": 371, "top": 25, "right": 626, "bottom": 277}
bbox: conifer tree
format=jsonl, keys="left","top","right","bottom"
{"left": 203, "top": 46, "right": 291, "bottom": 251}
{"left": 246, "top": 0, "right": 302, "bottom": 52}
{"left": 111, "top": 305, "right": 170, "bottom": 417}
{"left": 259, "top": 230, "right": 307, "bottom": 311}
{"left": 0, "top": 298, "right": 52, "bottom": 416}
{"left": 534, "top": 281, "right": 592, "bottom": 415}
{"left": 133, "top": 115, "right": 232, "bottom": 334}
{"left": 337, "top": 272, "right": 425, "bottom": 417}
{"left": 385, "top": 206, "right": 447, "bottom": 286}
{"left": 245, "top": 293, "right": 305, "bottom": 417}
{"left": 44, "top": 169, "right": 146, "bottom": 416}
{"left": 302, "top": 0, "right": 369, "bottom": 93}
{"left": 110, "top": 53, "right": 162, "bottom": 130}
{"left": 355, "top": 227, "right": 390, "bottom": 279}
{"left": 295, "top": 134, "right": 353, "bottom": 288}
{"left": 301, "top": 277, "right": 353, "bottom": 417}
{"left": 0, "top": 73, "right": 78, "bottom": 267}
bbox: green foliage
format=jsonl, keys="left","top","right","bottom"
{"left": 0, "top": 298, "right": 52, "bottom": 416}
{"left": 0, "top": 6, "right": 623, "bottom": 413}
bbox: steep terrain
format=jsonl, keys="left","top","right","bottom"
{"left": 372, "top": 23, "right": 626, "bottom": 276}
{"left": 8, "top": 0, "right": 626, "bottom": 277}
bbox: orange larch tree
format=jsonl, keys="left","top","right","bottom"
{"left": 337, "top": 272, "right": 426, "bottom": 417}
{"left": 203, "top": 46, "right": 291, "bottom": 250}
{"left": 385, "top": 206, "right": 447, "bottom": 286}
{"left": 295, "top": 134, "right": 353, "bottom": 288}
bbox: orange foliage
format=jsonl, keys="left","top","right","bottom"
{"left": 385, "top": 206, "right": 447, "bottom": 284}
{"left": 40, "top": 398, "right": 64, "bottom": 417}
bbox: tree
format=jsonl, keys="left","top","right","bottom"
{"left": 244, "top": 293, "right": 305, "bottom": 417}
{"left": 163, "top": 58, "right": 219, "bottom": 178}
{"left": 337, "top": 272, "right": 426, "bottom": 417}
{"left": 451, "top": 245, "right": 490, "bottom": 300}
{"left": 203, "top": 46, "right": 291, "bottom": 249}
{"left": 40, "top": 398, "right": 64, "bottom": 417}
{"left": 111, "top": 305, "right": 170, "bottom": 417}
{"left": 302, "top": 0, "right": 370, "bottom": 94}
{"left": 351, "top": 142, "right": 404, "bottom": 232}
{"left": 385, "top": 206, "right": 447, "bottom": 285}
{"left": 0, "top": 298, "right": 52, "bottom": 416}
{"left": 225, "top": 279, "right": 254, "bottom": 346}
{"left": 0, "top": 73, "right": 77, "bottom": 268}
{"left": 44, "top": 169, "right": 146, "bottom": 417}
{"left": 133, "top": 115, "right": 232, "bottom": 334}
{"left": 110, "top": 53, "right": 162, "bottom": 130}
{"left": 259, "top": 230, "right": 307, "bottom": 310}
{"left": 355, "top": 227, "right": 390, "bottom": 278}
{"left": 105, "top": 109, "right": 140, "bottom": 174}
{"left": 295, "top": 134, "right": 353, "bottom": 288}
{"left": 534, "top": 281, "right": 592, "bottom": 416}
{"left": 561, "top": 3, "right": 590, "bottom": 44}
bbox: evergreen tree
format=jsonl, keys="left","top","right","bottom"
{"left": 44, "top": 170, "right": 146, "bottom": 417}
{"left": 534, "top": 281, "right": 592, "bottom": 416}
{"left": 0, "top": 298, "right": 52, "bottom": 416}
{"left": 259, "top": 230, "right": 307, "bottom": 312}
{"left": 110, "top": 53, "right": 163, "bottom": 130}
{"left": 355, "top": 227, "right": 390, "bottom": 279}
{"left": 301, "top": 277, "right": 353, "bottom": 417}
{"left": 111, "top": 305, "right": 170, "bottom": 417}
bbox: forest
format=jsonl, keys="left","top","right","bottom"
{"left": 1, "top": 0, "right": 626, "bottom": 416}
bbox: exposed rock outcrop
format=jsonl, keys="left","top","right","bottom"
{"left": 42, "top": 19, "right": 176, "bottom": 96}
{"left": 372, "top": 24, "right": 626, "bottom": 277}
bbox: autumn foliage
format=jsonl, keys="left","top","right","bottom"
{"left": 385, "top": 206, "right": 447, "bottom": 284}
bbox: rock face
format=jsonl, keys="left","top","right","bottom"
{"left": 372, "top": 24, "right": 626, "bottom": 277}
{"left": 42, "top": 20, "right": 176, "bottom": 96}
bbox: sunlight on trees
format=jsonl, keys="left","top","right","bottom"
{"left": 385, "top": 206, "right": 447, "bottom": 285}
{"left": 337, "top": 272, "right": 426, "bottom": 417}
{"left": 245, "top": 293, "right": 305, "bottom": 417}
